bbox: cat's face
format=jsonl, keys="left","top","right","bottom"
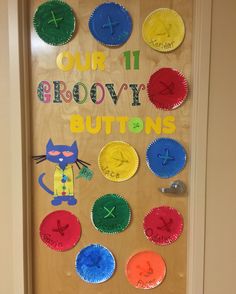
{"left": 46, "top": 139, "right": 78, "bottom": 166}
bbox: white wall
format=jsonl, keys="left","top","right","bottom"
{"left": 1, "top": 0, "right": 236, "bottom": 293}
{"left": 0, "top": 1, "right": 24, "bottom": 294}
{"left": 204, "top": 1, "right": 236, "bottom": 293}
{"left": 0, "top": 1, "right": 13, "bottom": 293}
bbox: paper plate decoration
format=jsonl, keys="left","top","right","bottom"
{"left": 75, "top": 244, "right": 116, "bottom": 283}
{"left": 126, "top": 251, "right": 166, "bottom": 289}
{"left": 143, "top": 206, "right": 184, "bottom": 245}
{"left": 89, "top": 2, "right": 132, "bottom": 47}
{"left": 39, "top": 210, "right": 81, "bottom": 251}
{"left": 146, "top": 138, "right": 187, "bottom": 178}
{"left": 98, "top": 141, "right": 139, "bottom": 182}
{"left": 33, "top": 0, "right": 76, "bottom": 46}
{"left": 142, "top": 8, "right": 185, "bottom": 52}
{"left": 91, "top": 194, "right": 131, "bottom": 234}
{"left": 147, "top": 68, "right": 188, "bottom": 110}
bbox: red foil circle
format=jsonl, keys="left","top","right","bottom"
{"left": 143, "top": 206, "right": 184, "bottom": 245}
{"left": 147, "top": 68, "right": 188, "bottom": 110}
{"left": 40, "top": 210, "right": 82, "bottom": 251}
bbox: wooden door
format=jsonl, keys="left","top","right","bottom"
{"left": 30, "top": 0, "right": 192, "bottom": 293}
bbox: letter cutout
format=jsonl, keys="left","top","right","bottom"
{"left": 92, "top": 52, "right": 106, "bottom": 71}
{"left": 56, "top": 51, "right": 74, "bottom": 71}
{"left": 54, "top": 81, "right": 72, "bottom": 103}
{"left": 116, "top": 117, "right": 128, "bottom": 134}
{"left": 162, "top": 116, "right": 176, "bottom": 134}
{"left": 129, "top": 84, "right": 146, "bottom": 106}
{"left": 86, "top": 116, "right": 102, "bottom": 134}
{"left": 73, "top": 82, "right": 88, "bottom": 104}
{"left": 37, "top": 81, "right": 51, "bottom": 103}
{"left": 145, "top": 117, "right": 162, "bottom": 134}
{"left": 53, "top": 81, "right": 63, "bottom": 103}
{"left": 75, "top": 52, "right": 91, "bottom": 71}
{"left": 102, "top": 117, "right": 115, "bottom": 135}
{"left": 105, "top": 83, "right": 128, "bottom": 105}
{"left": 70, "top": 115, "right": 85, "bottom": 133}
{"left": 90, "top": 83, "right": 105, "bottom": 104}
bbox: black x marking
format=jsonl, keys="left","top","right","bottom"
{"left": 157, "top": 217, "right": 173, "bottom": 232}
{"left": 159, "top": 81, "right": 175, "bottom": 95}
{"left": 52, "top": 220, "right": 69, "bottom": 236}
{"left": 137, "top": 261, "right": 154, "bottom": 277}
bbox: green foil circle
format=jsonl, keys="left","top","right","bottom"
{"left": 91, "top": 194, "right": 131, "bottom": 234}
{"left": 33, "top": 0, "right": 76, "bottom": 46}
{"left": 128, "top": 117, "right": 144, "bottom": 133}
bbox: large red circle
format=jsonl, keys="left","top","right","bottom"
{"left": 40, "top": 210, "right": 82, "bottom": 251}
{"left": 143, "top": 206, "right": 184, "bottom": 245}
{"left": 147, "top": 68, "right": 188, "bottom": 110}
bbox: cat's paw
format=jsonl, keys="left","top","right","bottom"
{"left": 51, "top": 197, "right": 63, "bottom": 206}
{"left": 67, "top": 196, "right": 77, "bottom": 206}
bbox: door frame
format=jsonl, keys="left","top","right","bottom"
{"left": 8, "top": 0, "right": 212, "bottom": 293}
{"left": 187, "top": 0, "right": 212, "bottom": 293}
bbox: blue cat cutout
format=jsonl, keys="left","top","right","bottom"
{"left": 33, "top": 139, "right": 91, "bottom": 206}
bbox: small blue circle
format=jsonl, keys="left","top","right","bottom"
{"left": 89, "top": 2, "right": 132, "bottom": 46}
{"left": 146, "top": 138, "right": 187, "bottom": 178}
{"left": 75, "top": 244, "right": 116, "bottom": 283}
{"left": 61, "top": 175, "right": 68, "bottom": 183}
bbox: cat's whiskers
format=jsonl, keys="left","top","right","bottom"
{"left": 76, "top": 158, "right": 91, "bottom": 166}
{"left": 75, "top": 161, "right": 81, "bottom": 170}
{"left": 32, "top": 155, "right": 46, "bottom": 159}
{"left": 36, "top": 158, "right": 47, "bottom": 164}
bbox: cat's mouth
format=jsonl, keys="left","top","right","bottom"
{"left": 59, "top": 158, "right": 63, "bottom": 162}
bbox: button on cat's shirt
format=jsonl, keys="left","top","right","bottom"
{"left": 54, "top": 164, "right": 74, "bottom": 196}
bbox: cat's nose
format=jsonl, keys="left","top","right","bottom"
{"left": 59, "top": 158, "right": 63, "bottom": 162}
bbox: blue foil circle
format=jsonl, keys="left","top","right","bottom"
{"left": 146, "top": 138, "right": 187, "bottom": 178}
{"left": 89, "top": 2, "right": 132, "bottom": 46}
{"left": 75, "top": 244, "right": 116, "bottom": 283}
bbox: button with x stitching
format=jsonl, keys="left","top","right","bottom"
{"left": 147, "top": 68, "right": 188, "bottom": 110}
{"left": 39, "top": 210, "right": 81, "bottom": 251}
{"left": 33, "top": 0, "right": 76, "bottom": 46}
{"left": 126, "top": 250, "right": 166, "bottom": 289}
{"left": 89, "top": 2, "right": 132, "bottom": 47}
{"left": 91, "top": 194, "right": 131, "bottom": 234}
{"left": 75, "top": 244, "right": 115, "bottom": 283}
{"left": 146, "top": 138, "right": 187, "bottom": 178}
{"left": 142, "top": 8, "right": 185, "bottom": 53}
{"left": 103, "top": 206, "right": 116, "bottom": 218}
{"left": 143, "top": 206, "right": 184, "bottom": 245}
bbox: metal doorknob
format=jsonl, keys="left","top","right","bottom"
{"left": 159, "top": 180, "right": 186, "bottom": 194}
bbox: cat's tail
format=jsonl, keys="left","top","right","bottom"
{"left": 38, "top": 173, "right": 54, "bottom": 195}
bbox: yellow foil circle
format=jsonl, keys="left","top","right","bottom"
{"left": 142, "top": 8, "right": 185, "bottom": 52}
{"left": 98, "top": 141, "right": 139, "bottom": 182}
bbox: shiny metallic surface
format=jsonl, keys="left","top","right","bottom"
{"left": 159, "top": 180, "right": 186, "bottom": 194}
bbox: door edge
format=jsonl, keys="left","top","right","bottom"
{"left": 187, "top": 0, "right": 212, "bottom": 293}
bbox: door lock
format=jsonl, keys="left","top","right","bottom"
{"left": 159, "top": 180, "right": 186, "bottom": 194}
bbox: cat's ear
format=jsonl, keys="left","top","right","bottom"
{"left": 46, "top": 138, "right": 54, "bottom": 149}
{"left": 71, "top": 141, "right": 78, "bottom": 150}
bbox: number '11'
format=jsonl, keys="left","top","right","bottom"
{"left": 123, "top": 50, "right": 140, "bottom": 70}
